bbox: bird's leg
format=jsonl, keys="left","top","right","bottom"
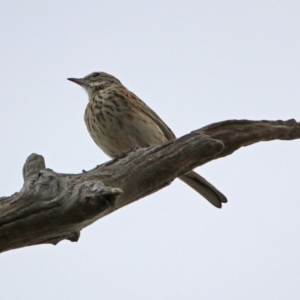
{"left": 117, "top": 144, "right": 140, "bottom": 159}
{"left": 94, "top": 145, "right": 140, "bottom": 170}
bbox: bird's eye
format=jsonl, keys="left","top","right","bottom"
{"left": 92, "top": 73, "right": 100, "bottom": 78}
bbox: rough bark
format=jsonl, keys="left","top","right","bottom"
{"left": 0, "top": 119, "right": 299, "bottom": 253}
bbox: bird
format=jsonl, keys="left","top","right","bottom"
{"left": 68, "top": 72, "right": 227, "bottom": 208}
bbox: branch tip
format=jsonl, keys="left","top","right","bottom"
{"left": 23, "top": 153, "right": 46, "bottom": 181}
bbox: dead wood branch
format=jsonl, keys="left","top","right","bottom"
{"left": 0, "top": 119, "right": 299, "bottom": 253}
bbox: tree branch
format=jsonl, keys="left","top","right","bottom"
{"left": 0, "top": 119, "right": 299, "bottom": 253}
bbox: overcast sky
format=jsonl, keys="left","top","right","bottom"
{"left": 1, "top": 1, "right": 300, "bottom": 299}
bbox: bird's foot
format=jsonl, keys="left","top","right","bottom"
{"left": 117, "top": 144, "right": 140, "bottom": 159}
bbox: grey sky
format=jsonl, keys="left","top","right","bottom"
{"left": 1, "top": 1, "right": 300, "bottom": 299}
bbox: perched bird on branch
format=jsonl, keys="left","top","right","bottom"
{"left": 68, "top": 72, "right": 227, "bottom": 208}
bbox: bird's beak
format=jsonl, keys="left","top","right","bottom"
{"left": 67, "top": 78, "right": 85, "bottom": 86}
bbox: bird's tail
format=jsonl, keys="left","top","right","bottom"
{"left": 179, "top": 171, "right": 227, "bottom": 208}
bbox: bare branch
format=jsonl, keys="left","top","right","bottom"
{"left": 0, "top": 119, "right": 299, "bottom": 253}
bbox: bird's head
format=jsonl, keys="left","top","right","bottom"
{"left": 68, "top": 72, "right": 121, "bottom": 96}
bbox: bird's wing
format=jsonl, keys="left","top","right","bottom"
{"left": 124, "top": 88, "right": 176, "bottom": 140}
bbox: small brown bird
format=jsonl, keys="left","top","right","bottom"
{"left": 68, "top": 72, "right": 227, "bottom": 208}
